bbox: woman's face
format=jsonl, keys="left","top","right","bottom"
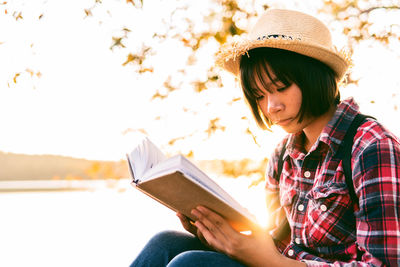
{"left": 253, "top": 66, "right": 313, "bottom": 133}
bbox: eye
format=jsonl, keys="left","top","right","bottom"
{"left": 253, "top": 92, "right": 264, "bottom": 100}
{"left": 252, "top": 89, "right": 265, "bottom": 100}
{"left": 276, "top": 86, "right": 288, "bottom": 92}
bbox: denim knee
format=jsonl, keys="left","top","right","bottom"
{"left": 130, "top": 230, "right": 208, "bottom": 267}
{"left": 167, "top": 251, "right": 208, "bottom": 267}
{"left": 147, "top": 230, "right": 181, "bottom": 249}
{"left": 167, "top": 250, "right": 246, "bottom": 267}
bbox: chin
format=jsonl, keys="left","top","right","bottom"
{"left": 280, "top": 124, "right": 303, "bottom": 134}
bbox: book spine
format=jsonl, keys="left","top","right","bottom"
{"left": 126, "top": 153, "right": 139, "bottom": 184}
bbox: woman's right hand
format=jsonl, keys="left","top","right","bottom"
{"left": 176, "top": 212, "right": 209, "bottom": 246}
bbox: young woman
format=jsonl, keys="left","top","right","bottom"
{"left": 131, "top": 9, "right": 400, "bottom": 267}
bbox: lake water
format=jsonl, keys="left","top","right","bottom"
{"left": 0, "top": 178, "right": 267, "bottom": 267}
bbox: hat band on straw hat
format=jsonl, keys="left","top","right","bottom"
{"left": 216, "top": 9, "right": 351, "bottom": 82}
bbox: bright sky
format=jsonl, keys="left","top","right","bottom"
{"left": 0, "top": 0, "right": 164, "bottom": 160}
{"left": 1, "top": 0, "right": 399, "bottom": 161}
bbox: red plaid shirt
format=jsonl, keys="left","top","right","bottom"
{"left": 265, "top": 98, "right": 400, "bottom": 266}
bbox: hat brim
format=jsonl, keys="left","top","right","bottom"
{"left": 217, "top": 38, "right": 351, "bottom": 82}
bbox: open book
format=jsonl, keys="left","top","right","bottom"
{"left": 126, "top": 137, "right": 258, "bottom": 232}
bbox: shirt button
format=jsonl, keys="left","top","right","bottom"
{"left": 320, "top": 204, "right": 327, "bottom": 211}
{"left": 297, "top": 204, "right": 305, "bottom": 211}
{"left": 288, "top": 249, "right": 294, "bottom": 257}
{"left": 295, "top": 237, "right": 301, "bottom": 244}
{"left": 304, "top": 171, "right": 311, "bottom": 178}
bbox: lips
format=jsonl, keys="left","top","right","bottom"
{"left": 275, "top": 118, "right": 292, "bottom": 126}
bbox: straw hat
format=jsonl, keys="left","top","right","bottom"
{"left": 216, "top": 9, "right": 351, "bottom": 81}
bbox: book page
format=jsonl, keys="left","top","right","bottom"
{"left": 127, "top": 137, "right": 167, "bottom": 182}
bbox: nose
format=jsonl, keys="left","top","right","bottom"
{"left": 267, "top": 94, "right": 283, "bottom": 114}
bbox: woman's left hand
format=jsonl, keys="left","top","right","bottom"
{"left": 191, "top": 206, "right": 305, "bottom": 267}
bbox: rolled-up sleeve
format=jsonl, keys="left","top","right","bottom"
{"left": 352, "top": 136, "right": 400, "bottom": 266}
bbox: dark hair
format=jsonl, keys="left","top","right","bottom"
{"left": 240, "top": 47, "right": 340, "bottom": 130}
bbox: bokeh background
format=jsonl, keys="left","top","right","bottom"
{"left": 1, "top": 0, "right": 399, "bottom": 266}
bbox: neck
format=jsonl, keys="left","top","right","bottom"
{"left": 303, "top": 106, "right": 336, "bottom": 152}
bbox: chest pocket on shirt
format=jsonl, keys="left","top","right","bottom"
{"left": 279, "top": 179, "right": 298, "bottom": 218}
{"left": 305, "top": 182, "right": 356, "bottom": 247}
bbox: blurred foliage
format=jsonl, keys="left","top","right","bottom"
{"left": 2, "top": 0, "right": 399, "bottom": 181}
{"left": 322, "top": 0, "right": 400, "bottom": 49}
{"left": 0, "top": 151, "right": 129, "bottom": 181}
{"left": 321, "top": 0, "right": 400, "bottom": 84}
{"left": 197, "top": 157, "right": 269, "bottom": 187}
{"left": 220, "top": 158, "right": 268, "bottom": 184}
{"left": 85, "top": 160, "right": 127, "bottom": 180}
{"left": 52, "top": 160, "right": 128, "bottom": 180}
{"left": 91, "top": 0, "right": 400, "bottom": 98}
{"left": 86, "top": 0, "right": 400, "bottom": 181}
{"left": 97, "top": 0, "right": 399, "bottom": 180}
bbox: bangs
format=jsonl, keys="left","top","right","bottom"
{"left": 240, "top": 55, "right": 276, "bottom": 129}
{"left": 241, "top": 55, "right": 291, "bottom": 101}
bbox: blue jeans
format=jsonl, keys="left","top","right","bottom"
{"left": 130, "top": 230, "right": 246, "bottom": 267}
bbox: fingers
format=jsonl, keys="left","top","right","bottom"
{"left": 196, "top": 228, "right": 210, "bottom": 247}
{"left": 176, "top": 212, "right": 197, "bottom": 235}
{"left": 191, "top": 206, "right": 238, "bottom": 253}
{"left": 176, "top": 212, "right": 212, "bottom": 247}
{"left": 192, "top": 206, "right": 231, "bottom": 234}
{"left": 194, "top": 217, "right": 226, "bottom": 253}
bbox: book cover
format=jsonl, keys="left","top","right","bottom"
{"left": 126, "top": 137, "right": 258, "bottom": 231}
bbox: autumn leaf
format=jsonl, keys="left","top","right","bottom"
{"left": 126, "top": 0, "right": 143, "bottom": 6}
{"left": 151, "top": 91, "right": 167, "bottom": 100}
{"left": 13, "top": 73, "right": 20, "bottom": 83}
{"left": 186, "top": 150, "right": 194, "bottom": 158}
{"left": 206, "top": 118, "right": 226, "bottom": 137}
{"left": 138, "top": 67, "right": 154, "bottom": 73}
{"left": 26, "top": 68, "right": 34, "bottom": 77}
{"left": 121, "top": 128, "right": 148, "bottom": 135}
{"left": 193, "top": 80, "right": 207, "bottom": 92}
{"left": 110, "top": 36, "right": 126, "bottom": 50}
{"left": 13, "top": 11, "right": 22, "bottom": 20}
{"left": 168, "top": 136, "right": 185, "bottom": 145}
{"left": 84, "top": 9, "right": 92, "bottom": 17}
{"left": 122, "top": 53, "right": 135, "bottom": 66}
